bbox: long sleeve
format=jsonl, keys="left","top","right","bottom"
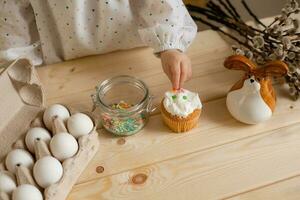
{"left": 0, "top": 0, "right": 42, "bottom": 66}
{"left": 129, "top": 0, "right": 197, "bottom": 53}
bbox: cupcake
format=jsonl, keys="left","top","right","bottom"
{"left": 161, "top": 89, "right": 202, "bottom": 133}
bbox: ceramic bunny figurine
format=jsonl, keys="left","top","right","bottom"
{"left": 224, "top": 55, "right": 288, "bottom": 124}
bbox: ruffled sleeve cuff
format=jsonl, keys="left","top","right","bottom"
{"left": 138, "top": 23, "right": 197, "bottom": 54}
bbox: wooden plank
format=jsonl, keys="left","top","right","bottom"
{"left": 67, "top": 122, "right": 300, "bottom": 200}
{"left": 37, "top": 30, "right": 235, "bottom": 111}
{"left": 76, "top": 84, "right": 299, "bottom": 184}
{"left": 43, "top": 69, "right": 241, "bottom": 112}
{"left": 228, "top": 176, "right": 300, "bottom": 200}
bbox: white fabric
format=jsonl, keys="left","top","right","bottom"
{"left": 0, "top": 0, "right": 197, "bottom": 65}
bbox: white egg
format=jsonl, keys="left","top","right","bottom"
{"left": 33, "top": 156, "right": 63, "bottom": 188}
{"left": 50, "top": 133, "right": 78, "bottom": 161}
{"left": 5, "top": 149, "right": 34, "bottom": 173}
{"left": 25, "top": 127, "right": 52, "bottom": 153}
{"left": 12, "top": 184, "right": 43, "bottom": 200}
{"left": 67, "top": 113, "right": 94, "bottom": 138}
{"left": 43, "top": 104, "right": 70, "bottom": 130}
{"left": 0, "top": 172, "right": 16, "bottom": 194}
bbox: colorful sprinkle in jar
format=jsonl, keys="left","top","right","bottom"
{"left": 92, "top": 75, "right": 154, "bottom": 136}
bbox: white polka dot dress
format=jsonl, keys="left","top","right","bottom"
{"left": 0, "top": 0, "right": 197, "bottom": 65}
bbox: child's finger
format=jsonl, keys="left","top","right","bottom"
{"left": 179, "top": 61, "right": 188, "bottom": 88}
{"left": 187, "top": 62, "right": 192, "bottom": 80}
{"left": 170, "top": 64, "right": 180, "bottom": 90}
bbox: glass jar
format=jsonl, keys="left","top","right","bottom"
{"left": 92, "top": 75, "right": 154, "bottom": 136}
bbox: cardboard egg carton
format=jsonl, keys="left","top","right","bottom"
{"left": 0, "top": 59, "right": 99, "bottom": 200}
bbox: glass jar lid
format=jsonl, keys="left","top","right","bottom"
{"left": 92, "top": 75, "right": 150, "bottom": 116}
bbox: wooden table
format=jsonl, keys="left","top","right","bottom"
{"left": 37, "top": 19, "right": 300, "bottom": 200}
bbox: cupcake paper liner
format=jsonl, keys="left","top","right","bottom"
{"left": 160, "top": 101, "right": 201, "bottom": 133}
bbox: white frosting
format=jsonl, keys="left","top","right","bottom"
{"left": 163, "top": 89, "right": 202, "bottom": 118}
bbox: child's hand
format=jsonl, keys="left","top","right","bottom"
{"left": 160, "top": 50, "right": 192, "bottom": 90}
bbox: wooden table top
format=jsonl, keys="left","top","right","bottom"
{"left": 37, "top": 18, "right": 300, "bottom": 200}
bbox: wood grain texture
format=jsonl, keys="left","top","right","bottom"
{"left": 76, "top": 84, "right": 298, "bottom": 184}
{"left": 228, "top": 176, "right": 300, "bottom": 200}
{"left": 67, "top": 122, "right": 300, "bottom": 200}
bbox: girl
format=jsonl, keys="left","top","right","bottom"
{"left": 0, "top": 0, "right": 197, "bottom": 89}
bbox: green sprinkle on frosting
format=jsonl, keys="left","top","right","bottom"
{"left": 183, "top": 95, "right": 187, "bottom": 100}
{"left": 172, "top": 95, "right": 177, "bottom": 100}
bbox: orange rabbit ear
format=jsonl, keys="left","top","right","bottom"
{"left": 224, "top": 55, "right": 256, "bottom": 72}
{"left": 257, "top": 60, "right": 288, "bottom": 77}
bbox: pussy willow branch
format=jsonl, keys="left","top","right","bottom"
{"left": 187, "top": 4, "right": 282, "bottom": 47}
{"left": 213, "top": 0, "right": 239, "bottom": 21}
{"left": 225, "top": 0, "right": 241, "bottom": 19}
{"left": 187, "top": 2, "right": 298, "bottom": 50}
{"left": 216, "top": 0, "right": 233, "bottom": 18}
{"left": 207, "top": 1, "right": 229, "bottom": 18}
{"left": 265, "top": 11, "right": 295, "bottom": 33}
{"left": 187, "top": 4, "right": 261, "bottom": 35}
{"left": 191, "top": 15, "right": 261, "bottom": 55}
{"left": 241, "top": 0, "right": 266, "bottom": 28}
{"left": 187, "top": 5, "right": 254, "bottom": 35}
